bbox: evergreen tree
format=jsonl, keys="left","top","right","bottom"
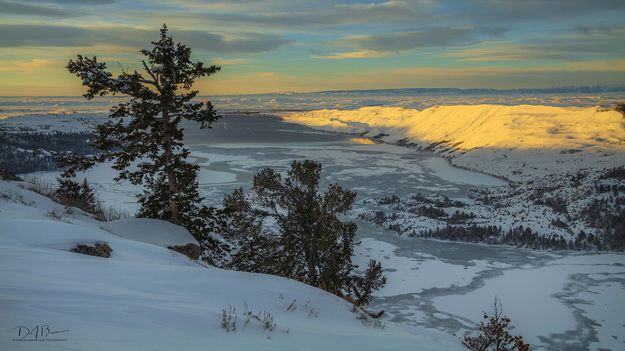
{"left": 55, "top": 176, "right": 97, "bottom": 214}
{"left": 55, "top": 176, "right": 82, "bottom": 204}
{"left": 222, "top": 160, "right": 386, "bottom": 307}
{"left": 463, "top": 298, "right": 530, "bottom": 351}
{"left": 79, "top": 178, "right": 97, "bottom": 213}
{"left": 62, "top": 25, "right": 222, "bottom": 249}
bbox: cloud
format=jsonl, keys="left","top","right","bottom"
{"left": 211, "top": 58, "right": 249, "bottom": 65}
{"left": 0, "top": 0, "right": 82, "bottom": 17}
{"left": 20, "top": 0, "right": 115, "bottom": 4}
{"left": 208, "top": 60, "right": 625, "bottom": 94}
{"left": 175, "top": 30, "right": 289, "bottom": 53}
{"left": 312, "top": 50, "right": 391, "bottom": 60}
{"left": 338, "top": 28, "right": 478, "bottom": 52}
{"left": 447, "top": 44, "right": 570, "bottom": 62}
{"left": 189, "top": 1, "right": 425, "bottom": 28}
{"left": 0, "top": 24, "right": 289, "bottom": 53}
{"left": 326, "top": 61, "right": 625, "bottom": 90}
{"left": 0, "top": 59, "right": 54, "bottom": 72}
{"left": 314, "top": 25, "right": 512, "bottom": 59}
{"left": 0, "top": 25, "right": 93, "bottom": 47}
{"left": 452, "top": 0, "right": 625, "bottom": 22}
{"left": 445, "top": 25, "right": 625, "bottom": 62}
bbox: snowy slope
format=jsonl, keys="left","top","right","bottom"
{"left": 0, "top": 180, "right": 461, "bottom": 351}
{"left": 104, "top": 218, "right": 199, "bottom": 247}
{"left": 282, "top": 105, "right": 625, "bottom": 181}
{"left": 355, "top": 165, "right": 625, "bottom": 250}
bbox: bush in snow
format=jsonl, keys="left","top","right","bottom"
{"left": 70, "top": 242, "right": 112, "bottom": 258}
{"left": 61, "top": 24, "right": 225, "bottom": 260}
{"left": 221, "top": 306, "right": 237, "bottom": 332}
{"left": 222, "top": 160, "right": 386, "bottom": 308}
{"left": 0, "top": 167, "right": 21, "bottom": 181}
{"left": 462, "top": 298, "right": 530, "bottom": 351}
{"left": 55, "top": 176, "right": 97, "bottom": 214}
{"left": 24, "top": 176, "right": 57, "bottom": 198}
{"left": 241, "top": 303, "right": 278, "bottom": 332}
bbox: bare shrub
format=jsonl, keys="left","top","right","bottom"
{"left": 94, "top": 202, "right": 130, "bottom": 222}
{"left": 221, "top": 306, "right": 237, "bottom": 332}
{"left": 242, "top": 303, "right": 278, "bottom": 332}
{"left": 23, "top": 176, "right": 129, "bottom": 222}
{"left": 23, "top": 176, "right": 56, "bottom": 198}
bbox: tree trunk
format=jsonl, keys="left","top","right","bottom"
{"left": 162, "top": 109, "right": 179, "bottom": 223}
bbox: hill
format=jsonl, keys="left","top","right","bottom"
{"left": 282, "top": 104, "right": 625, "bottom": 182}
{"left": 0, "top": 179, "right": 460, "bottom": 351}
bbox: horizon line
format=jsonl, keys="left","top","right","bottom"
{"left": 2, "top": 85, "right": 625, "bottom": 98}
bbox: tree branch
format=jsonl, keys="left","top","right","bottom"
{"left": 142, "top": 60, "right": 162, "bottom": 91}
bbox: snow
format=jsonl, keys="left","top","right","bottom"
{"left": 355, "top": 238, "right": 484, "bottom": 297}
{"left": 421, "top": 157, "right": 504, "bottom": 186}
{"left": 27, "top": 159, "right": 240, "bottom": 216}
{"left": 282, "top": 105, "right": 625, "bottom": 181}
{"left": 352, "top": 229, "right": 625, "bottom": 351}
{"left": 104, "top": 218, "right": 199, "bottom": 247}
{"left": 5, "top": 103, "right": 625, "bottom": 350}
{"left": 0, "top": 180, "right": 462, "bottom": 350}
{"left": 197, "top": 168, "right": 238, "bottom": 184}
{"left": 432, "top": 254, "right": 625, "bottom": 349}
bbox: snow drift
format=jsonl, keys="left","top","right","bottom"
{"left": 282, "top": 105, "right": 625, "bottom": 181}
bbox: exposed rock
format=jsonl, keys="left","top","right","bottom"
{"left": 71, "top": 242, "right": 112, "bottom": 258}
{"left": 168, "top": 243, "right": 201, "bottom": 260}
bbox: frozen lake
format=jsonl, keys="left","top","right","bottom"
{"left": 30, "top": 115, "right": 625, "bottom": 350}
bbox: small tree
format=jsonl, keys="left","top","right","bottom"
{"left": 55, "top": 176, "right": 97, "bottom": 214}
{"left": 463, "top": 298, "right": 530, "bottom": 351}
{"left": 0, "top": 167, "right": 21, "bottom": 181}
{"left": 62, "top": 25, "right": 222, "bottom": 248}
{"left": 223, "top": 160, "right": 386, "bottom": 307}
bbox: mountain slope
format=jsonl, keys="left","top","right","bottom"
{"left": 282, "top": 105, "right": 625, "bottom": 181}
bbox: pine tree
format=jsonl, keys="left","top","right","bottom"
{"left": 55, "top": 176, "right": 82, "bottom": 205}
{"left": 463, "top": 298, "right": 531, "bottom": 351}
{"left": 222, "top": 160, "right": 386, "bottom": 306}
{"left": 79, "top": 178, "right": 97, "bottom": 213}
{"left": 62, "top": 24, "right": 222, "bottom": 247}
{"left": 55, "top": 176, "right": 97, "bottom": 214}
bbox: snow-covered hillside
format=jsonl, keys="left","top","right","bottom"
{"left": 356, "top": 166, "right": 625, "bottom": 251}
{"left": 282, "top": 105, "right": 625, "bottom": 182}
{"left": 0, "top": 180, "right": 460, "bottom": 351}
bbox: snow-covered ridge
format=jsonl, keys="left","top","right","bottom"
{"left": 282, "top": 105, "right": 625, "bottom": 181}
{"left": 0, "top": 180, "right": 460, "bottom": 350}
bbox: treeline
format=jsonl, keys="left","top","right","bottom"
{"left": 410, "top": 225, "right": 606, "bottom": 251}
{"left": 372, "top": 206, "right": 622, "bottom": 251}
{"left": 582, "top": 196, "right": 625, "bottom": 251}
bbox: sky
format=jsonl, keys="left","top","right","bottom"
{"left": 1, "top": 0, "right": 624, "bottom": 96}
